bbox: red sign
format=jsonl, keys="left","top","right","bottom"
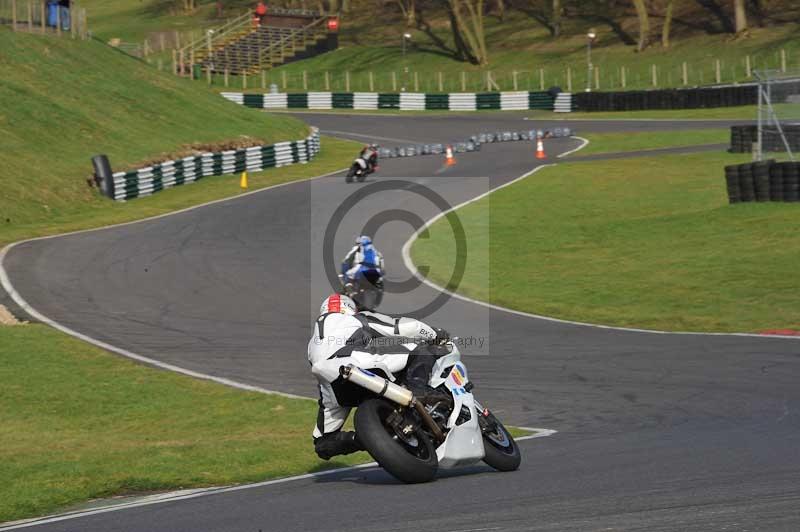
{"left": 327, "top": 17, "right": 339, "bottom": 31}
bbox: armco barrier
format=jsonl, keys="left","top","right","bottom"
{"left": 107, "top": 128, "right": 320, "bottom": 201}
{"left": 729, "top": 124, "right": 800, "bottom": 153}
{"left": 221, "top": 90, "right": 557, "bottom": 111}
{"left": 724, "top": 160, "right": 800, "bottom": 204}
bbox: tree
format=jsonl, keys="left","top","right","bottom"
{"left": 393, "top": 0, "right": 417, "bottom": 26}
{"left": 552, "top": 0, "right": 561, "bottom": 37}
{"left": 661, "top": 0, "right": 674, "bottom": 47}
{"left": 733, "top": 0, "right": 748, "bottom": 33}
{"left": 442, "top": 0, "right": 489, "bottom": 65}
{"left": 631, "top": 0, "right": 650, "bottom": 51}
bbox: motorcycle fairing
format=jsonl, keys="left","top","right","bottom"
{"left": 430, "top": 348, "right": 485, "bottom": 468}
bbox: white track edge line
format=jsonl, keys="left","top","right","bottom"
{"left": 0, "top": 167, "right": 350, "bottom": 400}
{"left": 0, "top": 428, "right": 556, "bottom": 530}
{"left": 557, "top": 136, "right": 589, "bottom": 158}
{"left": 401, "top": 147, "right": 800, "bottom": 340}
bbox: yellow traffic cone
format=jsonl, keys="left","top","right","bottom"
{"left": 240, "top": 171, "right": 248, "bottom": 189}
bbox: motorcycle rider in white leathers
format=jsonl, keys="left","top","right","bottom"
{"left": 308, "top": 293, "right": 448, "bottom": 460}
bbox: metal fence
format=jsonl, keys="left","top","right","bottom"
{"left": 0, "top": 0, "right": 88, "bottom": 39}
{"left": 755, "top": 69, "right": 800, "bottom": 162}
{"left": 185, "top": 51, "right": 797, "bottom": 93}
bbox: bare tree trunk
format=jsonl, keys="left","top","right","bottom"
{"left": 662, "top": 0, "right": 674, "bottom": 47}
{"left": 552, "top": 0, "right": 561, "bottom": 37}
{"left": 632, "top": 0, "right": 650, "bottom": 51}
{"left": 496, "top": 0, "right": 505, "bottom": 21}
{"left": 408, "top": 0, "right": 416, "bottom": 25}
{"left": 734, "top": 0, "right": 747, "bottom": 33}
{"left": 445, "top": 0, "right": 489, "bottom": 65}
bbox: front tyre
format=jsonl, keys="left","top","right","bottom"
{"left": 345, "top": 167, "right": 355, "bottom": 183}
{"left": 355, "top": 399, "right": 438, "bottom": 483}
{"left": 481, "top": 415, "right": 522, "bottom": 472}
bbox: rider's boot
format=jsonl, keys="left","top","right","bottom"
{"left": 314, "top": 431, "right": 365, "bottom": 460}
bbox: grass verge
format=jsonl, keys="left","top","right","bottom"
{"left": 576, "top": 129, "right": 728, "bottom": 155}
{"left": 0, "top": 323, "right": 368, "bottom": 523}
{"left": 535, "top": 106, "right": 763, "bottom": 121}
{"left": 0, "top": 322, "right": 537, "bottom": 523}
{"left": 412, "top": 150, "right": 800, "bottom": 332}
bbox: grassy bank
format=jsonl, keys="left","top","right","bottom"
{"left": 0, "top": 29, "right": 359, "bottom": 247}
{"left": 228, "top": 17, "right": 798, "bottom": 93}
{"left": 0, "top": 323, "right": 369, "bottom": 523}
{"left": 412, "top": 147, "right": 800, "bottom": 332}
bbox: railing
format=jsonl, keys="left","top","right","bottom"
{"left": 180, "top": 9, "right": 253, "bottom": 61}
{"left": 255, "top": 16, "right": 326, "bottom": 71}
{"left": 180, "top": 7, "right": 324, "bottom": 64}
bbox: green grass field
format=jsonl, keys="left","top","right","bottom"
{"left": 73, "top": 0, "right": 800, "bottom": 93}
{"left": 412, "top": 140, "right": 800, "bottom": 332}
{"left": 0, "top": 29, "right": 360, "bottom": 247}
{"left": 575, "top": 129, "right": 728, "bottom": 155}
{"left": 0, "top": 323, "right": 370, "bottom": 523}
{"left": 229, "top": 14, "right": 798, "bottom": 93}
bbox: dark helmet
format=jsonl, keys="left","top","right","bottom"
{"left": 348, "top": 267, "right": 384, "bottom": 311}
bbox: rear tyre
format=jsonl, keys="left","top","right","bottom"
{"left": 355, "top": 399, "right": 438, "bottom": 483}
{"left": 356, "top": 171, "right": 367, "bottom": 183}
{"left": 481, "top": 416, "right": 522, "bottom": 472}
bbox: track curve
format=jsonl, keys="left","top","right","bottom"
{"left": 3, "top": 114, "right": 800, "bottom": 531}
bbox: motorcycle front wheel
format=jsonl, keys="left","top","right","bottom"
{"left": 480, "top": 414, "right": 522, "bottom": 472}
{"left": 355, "top": 399, "right": 438, "bottom": 483}
{"left": 345, "top": 167, "right": 355, "bottom": 183}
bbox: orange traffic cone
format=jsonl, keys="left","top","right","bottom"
{"left": 535, "top": 138, "right": 546, "bottom": 160}
{"left": 445, "top": 145, "right": 456, "bottom": 166}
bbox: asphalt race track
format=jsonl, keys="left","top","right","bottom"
{"left": 3, "top": 114, "right": 800, "bottom": 531}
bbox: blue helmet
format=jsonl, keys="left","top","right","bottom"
{"left": 357, "top": 235, "right": 372, "bottom": 247}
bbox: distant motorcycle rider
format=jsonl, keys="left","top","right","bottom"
{"left": 308, "top": 293, "right": 449, "bottom": 460}
{"left": 359, "top": 143, "right": 379, "bottom": 174}
{"left": 340, "top": 235, "right": 384, "bottom": 293}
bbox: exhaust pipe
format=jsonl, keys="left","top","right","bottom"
{"left": 340, "top": 365, "right": 413, "bottom": 406}
{"left": 340, "top": 365, "right": 445, "bottom": 443}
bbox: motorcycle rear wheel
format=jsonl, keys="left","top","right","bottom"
{"left": 355, "top": 399, "right": 438, "bottom": 483}
{"left": 356, "top": 170, "right": 367, "bottom": 182}
{"left": 481, "top": 416, "right": 522, "bottom": 472}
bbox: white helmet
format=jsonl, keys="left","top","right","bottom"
{"left": 319, "top": 293, "right": 357, "bottom": 316}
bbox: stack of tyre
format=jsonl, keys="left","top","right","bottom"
{"left": 729, "top": 125, "right": 800, "bottom": 153}
{"left": 573, "top": 85, "right": 757, "bottom": 112}
{"left": 725, "top": 160, "right": 800, "bottom": 203}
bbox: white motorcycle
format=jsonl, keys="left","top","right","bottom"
{"left": 340, "top": 340, "right": 521, "bottom": 483}
{"left": 345, "top": 156, "right": 374, "bottom": 183}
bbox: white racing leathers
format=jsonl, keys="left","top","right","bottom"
{"left": 308, "top": 310, "right": 437, "bottom": 438}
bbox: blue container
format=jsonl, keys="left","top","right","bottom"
{"left": 46, "top": 2, "right": 58, "bottom": 27}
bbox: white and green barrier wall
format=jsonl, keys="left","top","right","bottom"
{"left": 222, "top": 91, "right": 575, "bottom": 112}
{"left": 106, "top": 128, "right": 320, "bottom": 201}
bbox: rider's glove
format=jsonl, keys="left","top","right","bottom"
{"left": 432, "top": 327, "right": 450, "bottom": 346}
